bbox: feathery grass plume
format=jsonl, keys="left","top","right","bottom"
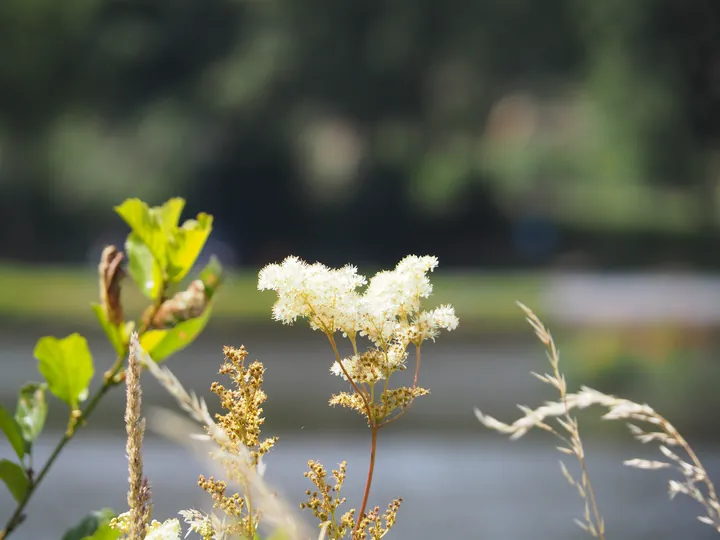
{"left": 125, "top": 334, "right": 152, "bottom": 539}
{"left": 258, "top": 255, "right": 458, "bottom": 535}
{"left": 476, "top": 303, "right": 720, "bottom": 536}
{"left": 475, "top": 303, "right": 605, "bottom": 539}
{"left": 136, "top": 336, "right": 314, "bottom": 540}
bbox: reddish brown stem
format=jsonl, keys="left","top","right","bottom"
{"left": 354, "top": 426, "right": 378, "bottom": 535}
{"left": 326, "top": 334, "right": 374, "bottom": 423}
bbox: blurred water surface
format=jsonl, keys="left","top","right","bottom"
{"left": 1, "top": 433, "right": 719, "bottom": 540}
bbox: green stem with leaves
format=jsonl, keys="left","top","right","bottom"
{"left": 1, "top": 291, "right": 166, "bottom": 540}
{"left": 0, "top": 356, "right": 125, "bottom": 539}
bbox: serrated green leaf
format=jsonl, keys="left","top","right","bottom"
{"left": 34, "top": 334, "right": 94, "bottom": 408}
{"left": 0, "top": 406, "right": 24, "bottom": 460}
{"left": 125, "top": 233, "right": 164, "bottom": 300}
{"left": 14, "top": 383, "right": 47, "bottom": 448}
{"left": 61, "top": 508, "right": 120, "bottom": 540}
{"left": 198, "top": 255, "right": 224, "bottom": 300}
{"left": 91, "top": 304, "right": 128, "bottom": 356}
{"left": 167, "top": 213, "right": 214, "bottom": 282}
{"left": 114, "top": 198, "right": 167, "bottom": 267}
{"left": 140, "top": 302, "right": 214, "bottom": 362}
{"left": 0, "top": 459, "right": 28, "bottom": 502}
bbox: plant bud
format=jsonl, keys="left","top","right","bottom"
{"left": 98, "top": 245, "right": 125, "bottom": 326}
{"left": 150, "top": 280, "right": 207, "bottom": 330}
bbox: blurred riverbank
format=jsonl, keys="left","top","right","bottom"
{"left": 0, "top": 324, "right": 719, "bottom": 437}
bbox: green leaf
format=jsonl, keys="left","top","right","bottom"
{"left": 140, "top": 302, "right": 214, "bottom": 362}
{"left": 167, "top": 212, "right": 214, "bottom": 282}
{"left": 34, "top": 334, "right": 94, "bottom": 408}
{"left": 125, "top": 233, "right": 164, "bottom": 300}
{"left": 198, "top": 255, "right": 224, "bottom": 300}
{"left": 0, "top": 406, "right": 24, "bottom": 460}
{"left": 14, "top": 383, "right": 47, "bottom": 448}
{"left": 157, "top": 197, "right": 186, "bottom": 234}
{"left": 91, "top": 304, "right": 128, "bottom": 356}
{"left": 0, "top": 459, "right": 28, "bottom": 502}
{"left": 114, "top": 198, "right": 167, "bottom": 267}
{"left": 61, "top": 508, "right": 120, "bottom": 540}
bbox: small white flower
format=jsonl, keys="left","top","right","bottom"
{"left": 429, "top": 305, "right": 459, "bottom": 331}
{"left": 386, "top": 343, "right": 408, "bottom": 369}
{"left": 179, "top": 509, "right": 213, "bottom": 539}
{"left": 330, "top": 359, "right": 351, "bottom": 380}
{"left": 145, "top": 518, "right": 182, "bottom": 540}
{"left": 109, "top": 512, "right": 130, "bottom": 534}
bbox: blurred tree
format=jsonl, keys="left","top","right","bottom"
{"left": 0, "top": 0, "right": 718, "bottom": 267}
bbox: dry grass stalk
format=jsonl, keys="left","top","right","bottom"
{"left": 475, "top": 303, "right": 720, "bottom": 536}
{"left": 125, "top": 335, "right": 152, "bottom": 538}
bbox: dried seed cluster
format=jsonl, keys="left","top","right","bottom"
{"left": 300, "top": 459, "right": 403, "bottom": 540}
{"left": 354, "top": 498, "right": 403, "bottom": 540}
{"left": 212, "top": 345, "right": 278, "bottom": 464}
{"left": 301, "top": 460, "right": 355, "bottom": 539}
{"left": 191, "top": 345, "right": 279, "bottom": 539}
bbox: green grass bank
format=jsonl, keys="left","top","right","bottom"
{"left": 0, "top": 265, "right": 543, "bottom": 331}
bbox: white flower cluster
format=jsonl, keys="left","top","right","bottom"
{"left": 145, "top": 518, "right": 182, "bottom": 540}
{"left": 259, "top": 255, "right": 459, "bottom": 382}
{"left": 111, "top": 513, "right": 182, "bottom": 540}
{"left": 258, "top": 256, "right": 366, "bottom": 334}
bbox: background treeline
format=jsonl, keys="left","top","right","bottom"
{"left": 1, "top": 0, "right": 719, "bottom": 269}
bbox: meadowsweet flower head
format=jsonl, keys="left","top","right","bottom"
{"left": 109, "top": 513, "right": 181, "bottom": 540}
{"left": 258, "top": 256, "right": 365, "bottom": 334}
{"left": 258, "top": 254, "right": 455, "bottom": 346}
{"left": 409, "top": 304, "right": 459, "bottom": 344}
{"left": 364, "top": 255, "right": 437, "bottom": 312}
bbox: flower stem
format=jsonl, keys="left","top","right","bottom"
{"left": 326, "top": 334, "right": 373, "bottom": 423}
{"left": 381, "top": 345, "right": 422, "bottom": 428}
{"left": 354, "top": 425, "right": 379, "bottom": 535}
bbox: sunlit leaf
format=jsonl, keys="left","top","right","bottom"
{"left": 0, "top": 459, "right": 28, "bottom": 502}
{"left": 14, "top": 383, "right": 47, "bottom": 448}
{"left": 167, "top": 212, "right": 213, "bottom": 282}
{"left": 34, "top": 334, "right": 94, "bottom": 408}
{"left": 91, "top": 304, "right": 128, "bottom": 356}
{"left": 265, "top": 529, "right": 292, "bottom": 540}
{"left": 114, "top": 198, "right": 167, "bottom": 267}
{"left": 61, "top": 508, "right": 120, "bottom": 540}
{"left": 198, "top": 255, "right": 224, "bottom": 300}
{"left": 0, "top": 406, "right": 24, "bottom": 460}
{"left": 125, "top": 233, "right": 164, "bottom": 300}
{"left": 157, "top": 197, "right": 185, "bottom": 234}
{"left": 140, "top": 302, "right": 214, "bottom": 362}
